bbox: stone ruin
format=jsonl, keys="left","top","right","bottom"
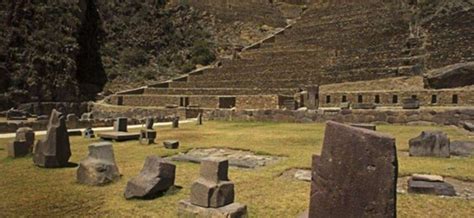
{"left": 178, "top": 158, "right": 247, "bottom": 217}
{"left": 402, "top": 98, "right": 420, "bottom": 110}
{"left": 98, "top": 117, "right": 140, "bottom": 141}
{"left": 7, "top": 127, "right": 35, "bottom": 158}
{"left": 139, "top": 117, "right": 157, "bottom": 145}
{"left": 172, "top": 116, "right": 179, "bottom": 128}
{"left": 409, "top": 131, "right": 450, "bottom": 158}
{"left": 77, "top": 142, "right": 121, "bottom": 186}
{"left": 307, "top": 121, "right": 397, "bottom": 217}
{"left": 33, "top": 109, "right": 71, "bottom": 168}
{"left": 124, "top": 156, "right": 176, "bottom": 199}
{"left": 408, "top": 174, "right": 456, "bottom": 196}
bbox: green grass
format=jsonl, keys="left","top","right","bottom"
{"left": 0, "top": 121, "right": 473, "bottom": 217}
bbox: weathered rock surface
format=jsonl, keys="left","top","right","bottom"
{"left": 178, "top": 200, "right": 247, "bottom": 218}
{"left": 309, "top": 121, "right": 397, "bottom": 218}
{"left": 124, "top": 156, "right": 176, "bottom": 199}
{"left": 424, "top": 62, "right": 474, "bottom": 89}
{"left": 450, "top": 141, "right": 474, "bottom": 157}
{"left": 164, "top": 140, "right": 180, "bottom": 149}
{"left": 409, "top": 131, "right": 450, "bottom": 158}
{"left": 190, "top": 158, "right": 234, "bottom": 208}
{"left": 408, "top": 177, "right": 456, "bottom": 196}
{"left": 113, "top": 117, "right": 128, "bottom": 132}
{"left": 7, "top": 141, "right": 30, "bottom": 158}
{"left": 77, "top": 142, "right": 120, "bottom": 186}
{"left": 462, "top": 121, "right": 474, "bottom": 132}
{"left": 350, "top": 123, "right": 376, "bottom": 131}
{"left": 33, "top": 109, "right": 71, "bottom": 168}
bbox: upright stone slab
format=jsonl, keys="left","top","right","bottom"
{"left": 140, "top": 117, "right": 156, "bottom": 145}
{"left": 178, "top": 158, "right": 247, "bottom": 217}
{"left": 145, "top": 117, "right": 154, "bottom": 129}
{"left": 114, "top": 117, "right": 128, "bottom": 132}
{"left": 77, "top": 142, "right": 121, "bottom": 186}
{"left": 172, "top": 116, "right": 179, "bottom": 128}
{"left": 197, "top": 113, "right": 203, "bottom": 125}
{"left": 306, "top": 86, "right": 319, "bottom": 110}
{"left": 409, "top": 131, "right": 450, "bottom": 158}
{"left": 124, "top": 156, "right": 176, "bottom": 199}
{"left": 309, "top": 121, "right": 397, "bottom": 218}
{"left": 15, "top": 127, "right": 35, "bottom": 149}
{"left": 33, "top": 109, "right": 71, "bottom": 168}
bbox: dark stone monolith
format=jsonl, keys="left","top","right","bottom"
{"left": 33, "top": 109, "right": 71, "bottom": 168}
{"left": 124, "top": 156, "right": 176, "bottom": 199}
{"left": 409, "top": 131, "right": 450, "bottom": 158}
{"left": 114, "top": 117, "right": 128, "bottom": 132}
{"left": 308, "top": 121, "right": 398, "bottom": 218}
{"left": 77, "top": 142, "right": 120, "bottom": 186}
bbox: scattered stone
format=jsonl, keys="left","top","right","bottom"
{"left": 408, "top": 176, "right": 456, "bottom": 196}
{"left": 450, "top": 141, "right": 474, "bottom": 157}
{"left": 172, "top": 116, "right": 179, "bottom": 128}
{"left": 178, "top": 158, "right": 247, "bottom": 217}
{"left": 164, "top": 140, "right": 180, "bottom": 149}
{"left": 33, "top": 109, "right": 71, "bottom": 168}
{"left": 352, "top": 103, "right": 376, "bottom": 110}
{"left": 67, "top": 129, "right": 83, "bottom": 136}
{"left": 36, "top": 115, "right": 49, "bottom": 121}
{"left": 308, "top": 121, "right": 397, "bottom": 217}
{"left": 6, "top": 108, "right": 29, "bottom": 120}
{"left": 402, "top": 98, "right": 420, "bottom": 109}
{"left": 124, "top": 156, "right": 176, "bottom": 199}
{"left": 294, "top": 169, "right": 311, "bottom": 182}
{"left": 170, "top": 148, "right": 282, "bottom": 169}
{"left": 98, "top": 131, "right": 140, "bottom": 141}
{"left": 350, "top": 123, "right": 376, "bottom": 131}
{"left": 84, "top": 128, "right": 95, "bottom": 138}
{"left": 77, "top": 142, "right": 120, "bottom": 186}
{"left": 409, "top": 131, "right": 450, "bottom": 158}
{"left": 114, "top": 117, "right": 128, "bottom": 132}
{"left": 462, "top": 121, "right": 474, "bottom": 132}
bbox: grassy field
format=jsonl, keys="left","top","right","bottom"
{"left": 0, "top": 121, "right": 473, "bottom": 217}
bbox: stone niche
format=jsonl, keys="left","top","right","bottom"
{"left": 308, "top": 121, "right": 398, "bottom": 218}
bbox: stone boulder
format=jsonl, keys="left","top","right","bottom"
{"left": 450, "top": 141, "right": 474, "bottom": 157}
{"left": 409, "top": 131, "right": 450, "bottom": 158}
{"left": 164, "top": 140, "right": 179, "bottom": 149}
{"left": 308, "top": 121, "right": 397, "bottom": 218}
{"left": 124, "top": 156, "right": 176, "bottom": 199}
{"left": 77, "top": 142, "right": 121, "bottom": 186}
{"left": 424, "top": 62, "right": 474, "bottom": 89}
{"left": 462, "top": 121, "right": 474, "bottom": 132}
{"left": 408, "top": 174, "right": 456, "bottom": 196}
{"left": 33, "top": 109, "right": 71, "bottom": 168}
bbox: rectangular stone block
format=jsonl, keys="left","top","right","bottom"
{"left": 200, "top": 158, "right": 229, "bottom": 183}
{"left": 190, "top": 179, "right": 234, "bottom": 208}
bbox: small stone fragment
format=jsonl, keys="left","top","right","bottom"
{"left": 164, "top": 140, "right": 179, "bottom": 149}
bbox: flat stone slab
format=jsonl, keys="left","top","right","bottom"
{"left": 98, "top": 131, "right": 140, "bottom": 141}
{"left": 408, "top": 179, "right": 456, "bottom": 196}
{"left": 412, "top": 174, "right": 444, "bottom": 182}
{"left": 177, "top": 200, "right": 247, "bottom": 218}
{"left": 169, "top": 148, "right": 282, "bottom": 169}
{"left": 450, "top": 141, "right": 474, "bottom": 157}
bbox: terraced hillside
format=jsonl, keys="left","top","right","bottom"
{"left": 107, "top": 0, "right": 473, "bottom": 109}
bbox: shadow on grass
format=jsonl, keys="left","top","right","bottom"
{"left": 128, "top": 185, "right": 183, "bottom": 201}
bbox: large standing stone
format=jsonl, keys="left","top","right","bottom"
{"left": 409, "top": 131, "right": 450, "bottom": 158}
{"left": 114, "top": 117, "right": 128, "bottom": 132}
{"left": 178, "top": 157, "right": 247, "bottom": 218}
{"left": 33, "top": 109, "right": 71, "bottom": 168}
{"left": 308, "top": 121, "right": 397, "bottom": 218}
{"left": 124, "top": 156, "right": 176, "bottom": 199}
{"left": 77, "top": 142, "right": 121, "bottom": 186}
{"left": 172, "top": 116, "right": 179, "bottom": 128}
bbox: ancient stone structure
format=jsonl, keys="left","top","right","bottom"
{"left": 140, "top": 117, "right": 156, "bottom": 145}
{"left": 124, "top": 156, "right": 176, "bottom": 199}
{"left": 178, "top": 158, "right": 247, "bottom": 217}
{"left": 408, "top": 174, "right": 456, "bottom": 196}
{"left": 164, "top": 140, "right": 179, "bottom": 149}
{"left": 409, "top": 131, "right": 450, "bottom": 158}
{"left": 77, "top": 142, "right": 121, "bottom": 186}
{"left": 308, "top": 121, "right": 397, "bottom": 217}
{"left": 33, "top": 109, "right": 71, "bottom": 168}
{"left": 402, "top": 98, "right": 420, "bottom": 110}
{"left": 450, "top": 141, "right": 474, "bottom": 157}
{"left": 113, "top": 117, "right": 128, "bottom": 132}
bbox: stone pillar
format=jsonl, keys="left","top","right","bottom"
{"left": 114, "top": 117, "right": 128, "bottom": 132}
{"left": 172, "top": 116, "right": 179, "bottom": 128}
{"left": 77, "top": 142, "right": 121, "bottom": 186}
{"left": 178, "top": 158, "right": 248, "bottom": 217}
{"left": 306, "top": 86, "right": 319, "bottom": 110}
{"left": 308, "top": 121, "right": 397, "bottom": 217}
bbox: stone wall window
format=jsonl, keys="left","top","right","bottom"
{"left": 375, "top": 95, "right": 380, "bottom": 104}
{"left": 452, "top": 94, "right": 459, "bottom": 104}
{"left": 392, "top": 95, "right": 398, "bottom": 104}
{"left": 358, "top": 95, "right": 363, "bottom": 103}
{"left": 180, "top": 97, "right": 189, "bottom": 107}
{"left": 219, "top": 97, "right": 236, "bottom": 109}
{"left": 326, "top": 95, "right": 331, "bottom": 103}
{"left": 431, "top": 95, "right": 437, "bottom": 104}
{"left": 117, "top": 96, "right": 123, "bottom": 106}
{"left": 412, "top": 95, "right": 417, "bottom": 99}
{"left": 342, "top": 95, "right": 347, "bottom": 103}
